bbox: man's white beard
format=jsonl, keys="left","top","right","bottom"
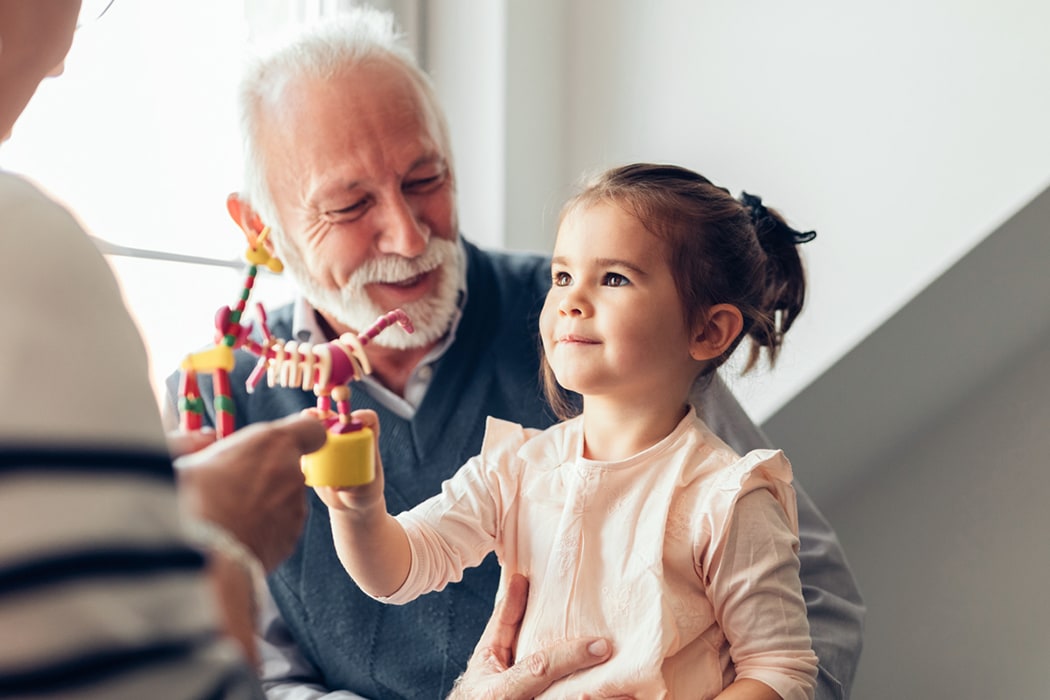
{"left": 276, "top": 235, "right": 464, "bottom": 350}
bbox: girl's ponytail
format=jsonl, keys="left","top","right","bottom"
{"left": 737, "top": 192, "right": 815, "bottom": 370}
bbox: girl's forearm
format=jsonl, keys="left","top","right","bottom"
{"left": 329, "top": 507, "right": 412, "bottom": 598}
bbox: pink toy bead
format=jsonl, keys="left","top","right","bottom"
{"left": 327, "top": 344, "right": 357, "bottom": 387}
{"left": 359, "top": 308, "right": 414, "bottom": 345}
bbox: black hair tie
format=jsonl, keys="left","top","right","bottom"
{"left": 740, "top": 191, "right": 816, "bottom": 245}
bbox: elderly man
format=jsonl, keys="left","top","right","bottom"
{"left": 173, "top": 8, "right": 864, "bottom": 699}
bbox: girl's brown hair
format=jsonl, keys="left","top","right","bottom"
{"left": 543, "top": 163, "right": 815, "bottom": 419}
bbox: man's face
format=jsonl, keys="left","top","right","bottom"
{"left": 257, "top": 58, "right": 460, "bottom": 348}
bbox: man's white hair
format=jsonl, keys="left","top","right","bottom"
{"left": 236, "top": 6, "right": 453, "bottom": 241}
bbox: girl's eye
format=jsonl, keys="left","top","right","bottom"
{"left": 603, "top": 272, "right": 630, "bottom": 287}
{"left": 552, "top": 271, "right": 572, "bottom": 287}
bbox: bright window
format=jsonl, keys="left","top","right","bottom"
{"left": 1, "top": 2, "right": 412, "bottom": 404}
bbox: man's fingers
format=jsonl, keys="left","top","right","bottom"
{"left": 176, "top": 414, "right": 327, "bottom": 475}
{"left": 489, "top": 575, "right": 525, "bottom": 633}
{"left": 272, "top": 413, "right": 328, "bottom": 453}
{"left": 496, "top": 637, "right": 612, "bottom": 698}
{"left": 473, "top": 572, "right": 529, "bottom": 667}
{"left": 497, "top": 573, "right": 529, "bottom": 627}
{"left": 474, "top": 647, "right": 511, "bottom": 675}
{"left": 172, "top": 414, "right": 327, "bottom": 465}
{"left": 166, "top": 428, "right": 215, "bottom": 459}
{"left": 527, "top": 638, "right": 611, "bottom": 679}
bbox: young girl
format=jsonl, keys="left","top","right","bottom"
{"left": 316, "top": 163, "right": 819, "bottom": 700}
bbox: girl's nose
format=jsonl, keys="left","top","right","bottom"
{"left": 558, "top": 288, "right": 590, "bottom": 317}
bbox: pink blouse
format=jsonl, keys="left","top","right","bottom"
{"left": 384, "top": 409, "right": 817, "bottom": 700}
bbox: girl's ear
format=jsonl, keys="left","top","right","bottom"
{"left": 689, "top": 304, "right": 744, "bottom": 361}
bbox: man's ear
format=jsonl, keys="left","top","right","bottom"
{"left": 226, "top": 192, "right": 272, "bottom": 253}
{"left": 689, "top": 304, "right": 744, "bottom": 362}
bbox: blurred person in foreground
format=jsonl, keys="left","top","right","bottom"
{"left": 0, "top": 2, "right": 325, "bottom": 697}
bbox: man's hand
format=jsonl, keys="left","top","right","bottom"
{"left": 172, "top": 413, "right": 327, "bottom": 572}
{"left": 448, "top": 573, "right": 615, "bottom": 700}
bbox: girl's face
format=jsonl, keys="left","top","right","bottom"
{"left": 540, "top": 201, "right": 702, "bottom": 405}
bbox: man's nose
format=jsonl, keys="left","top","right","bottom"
{"left": 376, "top": 195, "right": 430, "bottom": 257}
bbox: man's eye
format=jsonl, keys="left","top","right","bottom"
{"left": 325, "top": 198, "right": 371, "bottom": 221}
{"left": 603, "top": 272, "right": 629, "bottom": 287}
{"left": 552, "top": 271, "right": 571, "bottom": 287}
{"left": 404, "top": 173, "right": 445, "bottom": 193}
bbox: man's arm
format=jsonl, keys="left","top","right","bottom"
{"left": 694, "top": 375, "right": 865, "bottom": 700}
{"left": 791, "top": 484, "right": 865, "bottom": 698}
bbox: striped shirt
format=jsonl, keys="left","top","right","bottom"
{"left": 0, "top": 172, "right": 263, "bottom": 699}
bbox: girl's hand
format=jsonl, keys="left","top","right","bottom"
{"left": 313, "top": 409, "right": 388, "bottom": 515}
{"left": 313, "top": 409, "right": 409, "bottom": 596}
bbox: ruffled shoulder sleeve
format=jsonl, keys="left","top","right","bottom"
{"left": 514, "top": 415, "right": 578, "bottom": 469}
{"left": 695, "top": 449, "right": 818, "bottom": 698}
{"left": 697, "top": 449, "right": 799, "bottom": 574}
{"left": 479, "top": 416, "right": 536, "bottom": 462}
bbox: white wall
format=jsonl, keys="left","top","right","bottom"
{"left": 428, "top": 0, "right": 1050, "bottom": 423}
{"left": 425, "top": 0, "right": 507, "bottom": 249}
{"left": 823, "top": 327, "right": 1050, "bottom": 698}
{"left": 761, "top": 183, "right": 1050, "bottom": 507}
